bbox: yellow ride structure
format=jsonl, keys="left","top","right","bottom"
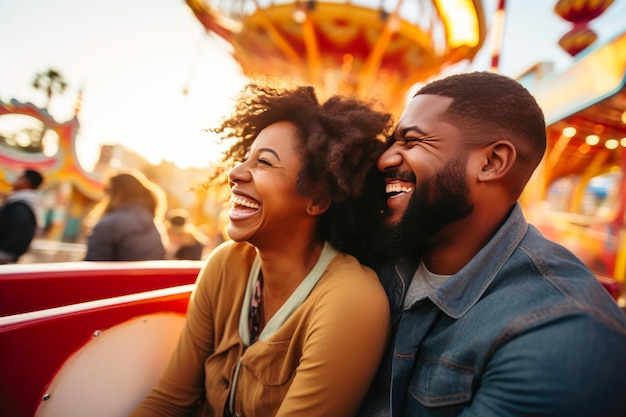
{"left": 185, "top": 0, "right": 487, "bottom": 116}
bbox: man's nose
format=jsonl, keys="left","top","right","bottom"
{"left": 377, "top": 148, "right": 403, "bottom": 171}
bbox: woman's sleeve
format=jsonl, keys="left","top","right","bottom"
{"left": 277, "top": 265, "right": 391, "bottom": 417}
{"left": 128, "top": 258, "right": 217, "bottom": 417}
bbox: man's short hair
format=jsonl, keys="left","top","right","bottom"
{"left": 415, "top": 71, "right": 547, "bottom": 166}
{"left": 23, "top": 169, "right": 44, "bottom": 189}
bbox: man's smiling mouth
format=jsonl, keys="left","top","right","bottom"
{"left": 385, "top": 183, "right": 413, "bottom": 196}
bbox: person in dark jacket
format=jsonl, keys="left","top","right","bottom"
{"left": 0, "top": 168, "right": 44, "bottom": 264}
{"left": 84, "top": 169, "right": 167, "bottom": 261}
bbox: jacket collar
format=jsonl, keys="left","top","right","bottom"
{"left": 431, "top": 203, "right": 528, "bottom": 318}
{"left": 392, "top": 203, "right": 528, "bottom": 319}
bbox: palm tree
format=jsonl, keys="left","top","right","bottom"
{"left": 29, "top": 68, "right": 68, "bottom": 153}
{"left": 32, "top": 68, "right": 68, "bottom": 109}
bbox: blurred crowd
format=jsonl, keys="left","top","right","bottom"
{"left": 3, "top": 167, "right": 225, "bottom": 264}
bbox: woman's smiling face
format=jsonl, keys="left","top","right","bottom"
{"left": 227, "top": 121, "right": 314, "bottom": 248}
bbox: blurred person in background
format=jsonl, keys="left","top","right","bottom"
{"left": 165, "top": 208, "right": 210, "bottom": 260}
{"left": 0, "top": 168, "right": 44, "bottom": 264}
{"left": 84, "top": 169, "right": 166, "bottom": 261}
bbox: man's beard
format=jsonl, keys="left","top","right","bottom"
{"left": 371, "top": 157, "right": 474, "bottom": 260}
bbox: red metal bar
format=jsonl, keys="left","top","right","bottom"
{"left": 489, "top": 0, "right": 507, "bottom": 72}
{"left": 0, "top": 261, "right": 201, "bottom": 316}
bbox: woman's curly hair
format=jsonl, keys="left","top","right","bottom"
{"left": 210, "top": 83, "right": 393, "bottom": 263}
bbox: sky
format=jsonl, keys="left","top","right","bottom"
{"left": 0, "top": 0, "right": 624, "bottom": 170}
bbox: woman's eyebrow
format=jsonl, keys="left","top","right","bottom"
{"left": 257, "top": 147, "right": 280, "bottom": 161}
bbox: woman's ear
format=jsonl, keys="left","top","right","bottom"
{"left": 477, "top": 140, "right": 516, "bottom": 182}
{"left": 306, "top": 197, "right": 330, "bottom": 216}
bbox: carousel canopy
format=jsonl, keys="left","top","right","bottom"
{"left": 184, "top": 0, "right": 487, "bottom": 116}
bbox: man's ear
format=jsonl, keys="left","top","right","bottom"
{"left": 477, "top": 140, "right": 516, "bottom": 182}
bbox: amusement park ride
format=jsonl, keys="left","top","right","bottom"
{"left": 0, "top": 0, "right": 624, "bottom": 416}
{"left": 522, "top": 0, "right": 626, "bottom": 288}
{"left": 0, "top": 98, "right": 104, "bottom": 243}
{"left": 184, "top": 0, "right": 487, "bottom": 117}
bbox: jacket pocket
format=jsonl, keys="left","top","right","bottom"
{"left": 236, "top": 341, "right": 296, "bottom": 417}
{"left": 242, "top": 340, "right": 296, "bottom": 386}
{"left": 408, "top": 355, "right": 474, "bottom": 407}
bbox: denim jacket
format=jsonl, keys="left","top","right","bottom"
{"left": 363, "top": 203, "right": 626, "bottom": 417}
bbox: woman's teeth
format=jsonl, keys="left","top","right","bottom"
{"left": 230, "top": 196, "right": 260, "bottom": 209}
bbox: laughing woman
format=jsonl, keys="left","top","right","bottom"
{"left": 129, "top": 84, "right": 393, "bottom": 417}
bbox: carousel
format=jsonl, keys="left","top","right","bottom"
{"left": 185, "top": 0, "right": 487, "bottom": 117}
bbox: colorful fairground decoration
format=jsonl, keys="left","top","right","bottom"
{"left": 0, "top": 98, "right": 103, "bottom": 242}
{"left": 184, "top": 0, "right": 488, "bottom": 117}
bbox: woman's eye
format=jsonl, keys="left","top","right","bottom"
{"left": 258, "top": 158, "right": 272, "bottom": 166}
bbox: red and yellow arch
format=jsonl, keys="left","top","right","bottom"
{"left": 0, "top": 99, "right": 103, "bottom": 241}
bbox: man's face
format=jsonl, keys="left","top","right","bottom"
{"left": 372, "top": 94, "right": 474, "bottom": 257}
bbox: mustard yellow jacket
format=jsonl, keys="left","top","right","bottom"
{"left": 130, "top": 240, "right": 390, "bottom": 417}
